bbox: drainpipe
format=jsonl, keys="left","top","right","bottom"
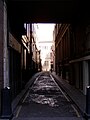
{"left": 3, "top": 0, "right": 9, "bottom": 89}
{"left": 30, "top": 23, "right": 33, "bottom": 74}
{"left": 30, "top": 23, "right": 32, "bottom": 56}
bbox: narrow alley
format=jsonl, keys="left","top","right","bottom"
{"left": 1, "top": 0, "right": 90, "bottom": 120}
{"left": 12, "top": 72, "right": 83, "bottom": 120}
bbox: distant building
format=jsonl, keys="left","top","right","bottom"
{"left": 38, "top": 41, "right": 53, "bottom": 71}
{"left": 50, "top": 44, "right": 55, "bottom": 71}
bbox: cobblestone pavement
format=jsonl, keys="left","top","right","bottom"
{"left": 12, "top": 72, "right": 84, "bottom": 120}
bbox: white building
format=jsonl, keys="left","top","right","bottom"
{"left": 38, "top": 41, "right": 53, "bottom": 71}
{"left": 33, "top": 23, "right": 55, "bottom": 71}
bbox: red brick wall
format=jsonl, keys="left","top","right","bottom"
{"left": 0, "top": 0, "right": 4, "bottom": 114}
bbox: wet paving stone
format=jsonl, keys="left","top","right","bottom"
{"left": 13, "top": 72, "right": 83, "bottom": 119}
{"left": 26, "top": 74, "right": 78, "bottom": 116}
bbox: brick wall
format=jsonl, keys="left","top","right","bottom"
{"left": 74, "top": 24, "right": 86, "bottom": 57}
{"left": 0, "top": 0, "right": 4, "bottom": 114}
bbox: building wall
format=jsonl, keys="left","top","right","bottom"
{"left": 0, "top": 7, "right": 41, "bottom": 115}
{"left": 9, "top": 32, "right": 22, "bottom": 100}
{"left": 69, "top": 23, "right": 90, "bottom": 94}
{"left": 55, "top": 24, "right": 70, "bottom": 79}
{"left": 55, "top": 23, "right": 90, "bottom": 95}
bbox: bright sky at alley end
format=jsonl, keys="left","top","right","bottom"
{"left": 35, "top": 23, "right": 55, "bottom": 42}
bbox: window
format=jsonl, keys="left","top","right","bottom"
{"left": 44, "top": 61, "right": 49, "bottom": 66}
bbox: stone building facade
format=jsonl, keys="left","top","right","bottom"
{"left": 54, "top": 23, "right": 90, "bottom": 95}
{"left": 0, "top": 1, "right": 41, "bottom": 116}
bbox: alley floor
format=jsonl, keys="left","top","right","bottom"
{"left": 12, "top": 72, "right": 84, "bottom": 120}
